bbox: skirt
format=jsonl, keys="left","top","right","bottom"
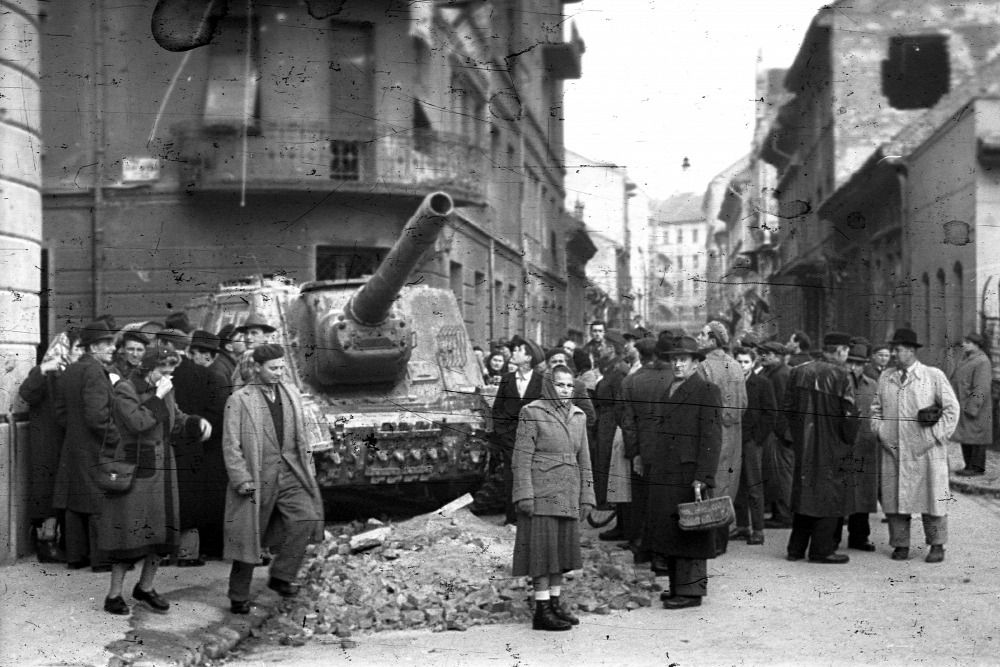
{"left": 511, "top": 514, "right": 582, "bottom": 578}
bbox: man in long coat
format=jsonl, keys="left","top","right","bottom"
{"left": 731, "top": 346, "right": 776, "bottom": 545}
{"left": 842, "top": 342, "right": 880, "bottom": 551}
{"left": 783, "top": 331, "right": 858, "bottom": 564}
{"left": 949, "top": 332, "right": 993, "bottom": 476}
{"left": 52, "top": 320, "right": 120, "bottom": 570}
{"left": 872, "top": 329, "right": 959, "bottom": 563}
{"left": 758, "top": 341, "right": 794, "bottom": 528}
{"left": 696, "top": 321, "right": 747, "bottom": 554}
{"left": 638, "top": 334, "right": 722, "bottom": 610}
{"left": 592, "top": 329, "right": 631, "bottom": 522}
{"left": 222, "top": 344, "right": 324, "bottom": 613}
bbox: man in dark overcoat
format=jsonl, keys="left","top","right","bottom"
{"left": 490, "top": 335, "right": 545, "bottom": 524}
{"left": 949, "top": 332, "right": 994, "bottom": 476}
{"left": 592, "top": 329, "right": 631, "bottom": 526}
{"left": 211, "top": 323, "right": 241, "bottom": 390}
{"left": 619, "top": 337, "right": 667, "bottom": 556}
{"left": 637, "top": 334, "right": 722, "bottom": 610}
{"left": 783, "top": 331, "right": 859, "bottom": 564}
{"left": 732, "top": 346, "right": 776, "bottom": 545}
{"left": 758, "top": 341, "right": 794, "bottom": 528}
{"left": 52, "top": 320, "right": 120, "bottom": 571}
{"left": 840, "top": 342, "right": 879, "bottom": 551}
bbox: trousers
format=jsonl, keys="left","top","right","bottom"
{"left": 734, "top": 439, "right": 765, "bottom": 531}
{"left": 961, "top": 444, "right": 987, "bottom": 473}
{"left": 763, "top": 435, "right": 794, "bottom": 523}
{"left": 787, "top": 514, "right": 839, "bottom": 559}
{"left": 665, "top": 557, "right": 708, "bottom": 598}
{"left": 887, "top": 513, "right": 947, "bottom": 547}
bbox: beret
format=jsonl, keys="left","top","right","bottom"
{"left": 252, "top": 343, "right": 286, "bottom": 364}
{"left": 823, "top": 331, "right": 852, "bottom": 347}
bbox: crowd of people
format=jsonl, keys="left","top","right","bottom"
{"left": 477, "top": 319, "right": 985, "bottom": 630}
{"left": 19, "top": 313, "right": 322, "bottom": 616}
{"left": 17, "top": 310, "right": 991, "bottom": 630}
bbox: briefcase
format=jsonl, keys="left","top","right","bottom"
{"left": 678, "top": 487, "right": 735, "bottom": 532}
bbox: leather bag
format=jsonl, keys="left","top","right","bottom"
{"left": 93, "top": 440, "right": 136, "bottom": 494}
{"left": 678, "top": 486, "right": 735, "bottom": 532}
{"left": 917, "top": 401, "right": 942, "bottom": 428}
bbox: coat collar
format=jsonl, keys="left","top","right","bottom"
{"left": 667, "top": 372, "right": 701, "bottom": 404}
{"left": 891, "top": 360, "right": 926, "bottom": 385}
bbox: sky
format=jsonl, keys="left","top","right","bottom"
{"left": 562, "top": 0, "right": 831, "bottom": 200}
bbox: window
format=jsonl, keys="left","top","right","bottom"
{"left": 315, "top": 246, "right": 383, "bottom": 281}
{"left": 882, "top": 34, "right": 949, "bottom": 110}
{"left": 677, "top": 256, "right": 684, "bottom": 271}
{"left": 204, "top": 17, "right": 260, "bottom": 129}
{"left": 676, "top": 229, "right": 683, "bottom": 244}
{"left": 328, "top": 21, "right": 374, "bottom": 135}
{"left": 692, "top": 228, "right": 699, "bottom": 244}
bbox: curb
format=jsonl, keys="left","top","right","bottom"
{"left": 950, "top": 476, "right": 1000, "bottom": 499}
{"left": 108, "top": 597, "right": 280, "bottom": 667}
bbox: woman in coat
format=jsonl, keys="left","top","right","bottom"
{"left": 949, "top": 333, "right": 993, "bottom": 476}
{"left": 98, "top": 347, "right": 209, "bottom": 615}
{"left": 18, "top": 330, "right": 84, "bottom": 562}
{"left": 511, "top": 365, "right": 595, "bottom": 631}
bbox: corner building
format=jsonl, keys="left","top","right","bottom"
{"left": 39, "top": 0, "right": 585, "bottom": 347}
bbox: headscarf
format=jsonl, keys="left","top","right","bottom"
{"left": 541, "top": 366, "right": 574, "bottom": 420}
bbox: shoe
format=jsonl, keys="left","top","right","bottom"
{"left": 747, "top": 531, "right": 765, "bottom": 545}
{"left": 67, "top": 558, "right": 91, "bottom": 570}
{"left": 659, "top": 590, "right": 676, "bottom": 602}
{"left": 91, "top": 564, "right": 112, "bottom": 574}
{"left": 230, "top": 599, "right": 252, "bottom": 614}
{"left": 175, "top": 558, "right": 206, "bottom": 567}
{"left": 891, "top": 547, "right": 910, "bottom": 561}
{"left": 36, "top": 541, "right": 66, "bottom": 563}
{"left": 786, "top": 553, "right": 804, "bottom": 562}
{"left": 955, "top": 468, "right": 982, "bottom": 477}
{"left": 729, "top": 527, "right": 750, "bottom": 540}
{"left": 848, "top": 541, "right": 877, "bottom": 552}
{"left": 808, "top": 553, "right": 850, "bottom": 564}
{"left": 267, "top": 577, "right": 300, "bottom": 598}
{"left": 104, "top": 595, "right": 129, "bottom": 615}
{"left": 598, "top": 527, "right": 625, "bottom": 541}
{"left": 532, "top": 599, "right": 572, "bottom": 631}
{"left": 132, "top": 584, "right": 170, "bottom": 613}
{"left": 662, "top": 595, "right": 702, "bottom": 610}
{"left": 764, "top": 519, "right": 792, "bottom": 529}
{"left": 549, "top": 595, "right": 580, "bottom": 625}
{"left": 925, "top": 545, "right": 945, "bottom": 563}
{"left": 632, "top": 550, "right": 651, "bottom": 565}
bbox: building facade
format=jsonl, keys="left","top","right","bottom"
{"left": 39, "top": 0, "right": 587, "bottom": 350}
{"left": 647, "top": 193, "right": 708, "bottom": 334}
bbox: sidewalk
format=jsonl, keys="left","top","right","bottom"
{"left": 2, "top": 444, "right": 1000, "bottom": 667}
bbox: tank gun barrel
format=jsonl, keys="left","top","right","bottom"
{"left": 348, "top": 192, "right": 454, "bottom": 326}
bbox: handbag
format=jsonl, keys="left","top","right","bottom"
{"left": 678, "top": 486, "right": 735, "bottom": 532}
{"left": 93, "top": 439, "right": 136, "bottom": 494}
{"left": 916, "top": 401, "right": 942, "bottom": 428}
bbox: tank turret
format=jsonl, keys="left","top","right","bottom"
{"left": 304, "top": 191, "right": 454, "bottom": 386}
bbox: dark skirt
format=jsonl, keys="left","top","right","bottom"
{"left": 511, "top": 514, "right": 582, "bottom": 578}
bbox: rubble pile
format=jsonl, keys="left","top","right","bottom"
{"left": 258, "top": 510, "right": 658, "bottom": 648}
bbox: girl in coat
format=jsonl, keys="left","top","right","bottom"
{"left": 511, "top": 365, "right": 595, "bottom": 631}
{"left": 99, "top": 347, "right": 209, "bottom": 615}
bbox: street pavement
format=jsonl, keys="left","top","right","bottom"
{"left": 3, "top": 441, "right": 1000, "bottom": 667}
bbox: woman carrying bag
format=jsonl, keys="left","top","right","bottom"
{"left": 511, "top": 365, "right": 595, "bottom": 631}
{"left": 98, "top": 346, "right": 210, "bottom": 615}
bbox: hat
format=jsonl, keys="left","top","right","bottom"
{"left": 888, "top": 328, "right": 922, "bottom": 349}
{"left": 157, "top": 328, "right": 191, "bottom": 351}
{"left": 655, "top": 331, "right": 677, "bottom": 358}
{"left": 236, "top": 314, "right": 276, "bottom": 335}
{"left": 758, "top": 341, "right": 787, "bottom": 356}
{"left": 509, "top": 335, "right": 544, "bottom": 367}
{"left": 965, "top": 332, "right": 987, "bottom": 350}
{"left": 847, "top": 343, "right": 870, "bottom": 364}
{"left": 662, "top": 335, "right": 705, "bottom": 361}
{"left": 189, "top": 329, "right": 220, "bottom": 354}
{"left": 822, "top": 331, "right": 852, "bottom": 347}
{"left": 138, "top": 346, "right": 180, "bottom": 373}
{"left": 870, "top": 342, "right": 890, "bottom": 353}
{"left": 252, "top": 343, "right": 285, "bottom": 364}
{"left": 79, "top": 320, "right": 116, "bottom": 348}
{"left": 705, "top": 321, "right": 730, "bottom": 346}
{"left": 604, "top": 329, "right": 627, "bottom": 348}
{"left": 217, "top": 323, "right": 237, "bottom": 346}
{"left": 120, "top": 330, "right": 149, "bottom": 347}
{"left": 164, "top": 311, "right": 192, "bottom": 333}
{"left": 545, "top": 346, "right": 570, "bottom": 362}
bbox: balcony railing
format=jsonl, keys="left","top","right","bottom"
{"left": 171, "top": 121, "right": 487, "bottom": 205}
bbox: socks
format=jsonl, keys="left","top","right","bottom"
{"left": 550, "top": 586, "right": 561, "bottom": 597}
{"left": 534, "top": 590, "right": 550, "bottom": 601}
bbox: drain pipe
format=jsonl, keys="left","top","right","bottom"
{"left": 90, "top": 0, "right": 106, "bottom": 318}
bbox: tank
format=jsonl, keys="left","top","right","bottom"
{"left": 187, "top": 192, "right": 490, "bottom": 506}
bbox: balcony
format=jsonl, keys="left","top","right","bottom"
{"left": 171, "top": 121, "right": 487, "bottom": 206}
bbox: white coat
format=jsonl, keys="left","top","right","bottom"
{"left": 871, "top": 361, "right": 959, "bottom": 516}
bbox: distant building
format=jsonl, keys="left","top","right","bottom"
{"left": 647, "top": 193, "right": 708, "bottom": 334}
{"left": 39, "top": 1, "right": 588, "bottom": 348}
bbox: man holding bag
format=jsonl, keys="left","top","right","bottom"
{"left": 871, "top": 329, "right": 959, "bottom": 563}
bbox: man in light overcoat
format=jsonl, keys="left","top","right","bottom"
{"left": 222, "top": 343, "right": 324, "bottom": 613}
{"left": 872, "top": 329, "right": 959, "bottom": 563}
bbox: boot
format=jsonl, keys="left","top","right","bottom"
{"left": 925, "top": 545, "right": 945, "bottom": 563}
{"left": 532, "top": 599, "right": 572, "bottom": 631}
{"left": 549, "top": 595, "right": 580, "bottom": 625}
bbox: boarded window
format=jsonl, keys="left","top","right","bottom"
{"left": 315, "top": 246, "right": 383, "bottom": 281}
{"left": 882, "top": 35, "right": 949, "bottom": 110}
{"left": 204, "top": 17, "right": 260, "bottom": 129}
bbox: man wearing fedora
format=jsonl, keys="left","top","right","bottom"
{"left": 757, "top": 341, "right": 795, "bottom": 528}
{"left": 491, "top": 335, "right": 546, "bottom": 524}
{"left": 232, "top": 314, "right": 278, "bottom": 388}
{"left": 52, "top": 319, "right": 121, "bottom": 571}
{"left": 636, "top": 334, "right": 722, "bottom": 609}
{"left": 872, "top": 329, "right": 959, "bottom": 563}
{"left": 949, "top": 332, "right": 993, "bottom": 477}
{"left": 211, "top": 324, "right": 242, "bottom": 389}
{"left": 841, "top": 341, "right": 880, "bottom": 551}
{"left": 783, "top": 331, "right": 858, "bottom": 564}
